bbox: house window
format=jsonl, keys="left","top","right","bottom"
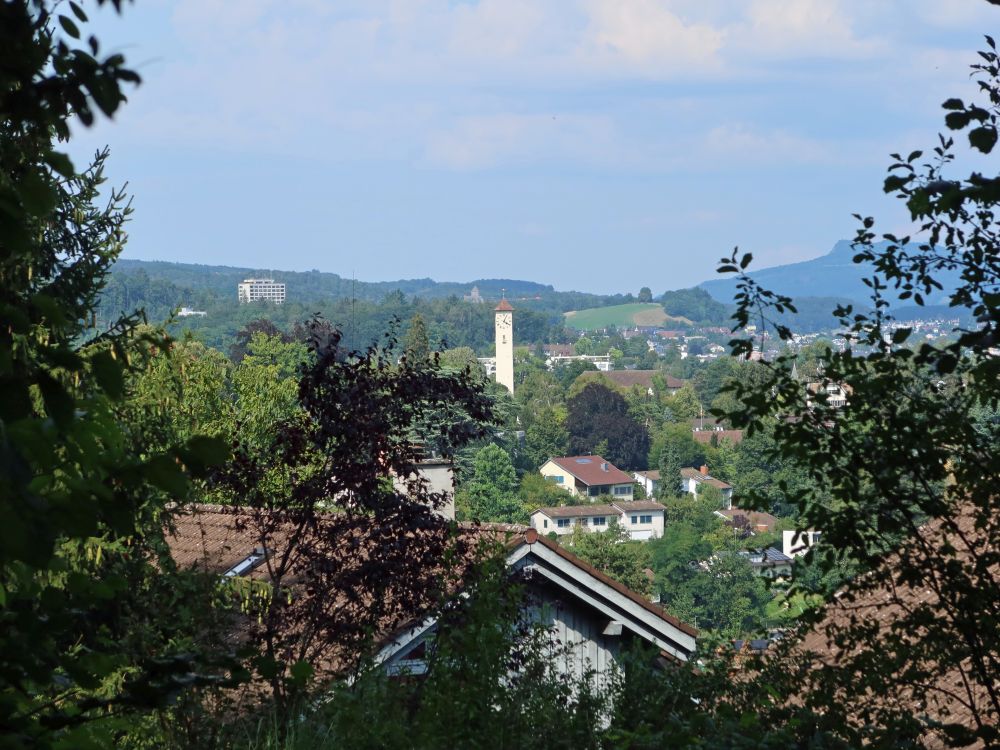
{"left": 631, "top": 515, "right": 638, "bottom": 524}
{"left": 546, "top": 475, "right": 564, "bottom": 484}
{"left": 592, "top": 517, "right": 606, "bottom": 526}
{"left": 588, "top": 487, "right": 600, "bottom": 497}
{"left": 580, "top": 518, "right": 589, "bottom": 526}
{"left": 614, "top": 485, "right": 631, "bottom": 496}
{"left": 543, "top": 520, "right": 549, "bottom": 528}
{"left": 639, "top": 514, "right": 653, "bottom": 524}
{"left": 556, "top": 519, "right": 570, "bottom": 528}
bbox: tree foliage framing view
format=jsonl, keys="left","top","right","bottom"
{"left": 3, "top": 0, "right": 1000, "bottom": 748}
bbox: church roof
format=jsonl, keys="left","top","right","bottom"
{"left": 494, "top": 299, "right": 514, "bottom": 312}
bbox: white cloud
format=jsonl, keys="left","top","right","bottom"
{"left": 701, "top": 123, "right": 832, "bottom": 165}
{"left": 424, "top": 112, "right": 616, "bottom": 170}
{"left": 729, "top": 0, "right": 885, "bottom": 60}
{"left": 576, "top": 0, "right": 725, "bottom": 76}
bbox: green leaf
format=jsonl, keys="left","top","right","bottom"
{"left": 37, "top": 374, "right": 74, "bottom": 428}
{"left": 941, "top": 98, "right": 965, "bottom": 110}
{"left": 58, "top": 15, "right": 80, "bottom": 39}
{"left": 288, "top": 659, "right": 314, "bottom": 686}
{"left": 945, "top": 111, "right": 972, "bottom": 130}
{"left": 90, "top": 350, "right": 124, "bottom": 399}
{"left": 968, "top": 126, "right": 998, "bottom": 154}
{"left": 18, "top": 169, "right": 58, "bottom": 216}
{"left": 69, "top": 1, "right": 88, "bottom": 22}
{"left": 143, "top": 455, "right": 189, "bottom": 495}
{"left": 179, "top": 435, "right": 231, "bottom": 474}
{"left": 44, "top": 151, "right": 75, "bottom": 177}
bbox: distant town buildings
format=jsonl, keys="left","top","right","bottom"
{"left": 177, "top": 307, "right": 207, "bottom": 317}
{"left": 463, "top": 285, "right": 485, "bottom": 304}
{"left": 545, "top": 354, "right": 613, "bottom": 372}
{"left": 237, "top": 278, "right": 285, "bottom": 304}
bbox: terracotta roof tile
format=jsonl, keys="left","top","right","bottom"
{"left": 548, "top": 456, "right": 634, "bottom": 486}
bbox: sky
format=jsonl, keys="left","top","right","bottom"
{"left": 71, "top": 0, "right": 999, "bottom": 294}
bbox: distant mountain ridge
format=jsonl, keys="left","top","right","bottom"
{"left": 698, "top": 240, "right": 965, "bottom": 309}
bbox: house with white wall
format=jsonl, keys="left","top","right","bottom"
{"left": 540, "top": 456, "right": 635, "bottom": 501}
{"left": 681, "top": 466, "right": 734, "bottom": 507}
{"left": 632, "top": 469, "right": 660, "bottom": 497}
{"left": 378, "top": 528, "right": 697, "bottom": 683}
{"left": 782, "top": 529, "right": 822, "bottom": 558}
{"left": 530, "top": 500, "right": 666, "bottom": 541}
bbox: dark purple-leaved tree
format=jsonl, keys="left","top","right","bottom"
{"left": 209, "top": 318, "right": 497, "bottom": 717}
{"left": 566, "top": 382, "right": 650, "bottom": 469}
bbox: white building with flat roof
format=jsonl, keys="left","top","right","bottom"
{"left": 238, "top": 278, "right": 286, "bottom": 304}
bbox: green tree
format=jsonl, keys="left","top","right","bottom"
{"left": 0, "top": 4, "right": 230, "bottom": 745}
{"left": 685, "top": 548, "right": 769, "bottom": 638}
{"left": 460, "top": 444, "right": 523, "bottom": 522}
{"left": 566, "top": 522, "right": 652, "bottom": 596}
{"left": 518, "top": 472, "right": 573, "bottom": 511}
{"left": 638, "top": 286, "right": 653, "bottom": 303}
{"left": 656, "top": 441, "right": 683, "bottom": 500}
{"left": 554, "top": 358, "right": 597, "bottom": 389}
{"left": 439, "top": 346, "right": 481, "bottom": 374}
{"left": 663, "top": 383, "right": 702, "bottom": 422}
{"left": 711, "top": 36, "right": 1000, "bottom": 743}
{"left": 514, "top": 370, "right": 564, "bottom": 429}
{"left": 404, "top": 313, "right": 431, "bottom": 361}
{"left": 522, "top": 408, "right": 570, "bottom": 470}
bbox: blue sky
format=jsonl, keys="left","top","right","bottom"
{"left": 71, "top": 0, "right": 998, "bottom": 294}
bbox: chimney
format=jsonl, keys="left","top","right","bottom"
{"left": 700, "top": 465, "right": 709, "bottom": 476}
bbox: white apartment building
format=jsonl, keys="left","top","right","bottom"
{"left": 529, "top": 500, "right": 666, "bottom": 541}
{"left": 238, "top": 278, "right": 286, "bottom": 304}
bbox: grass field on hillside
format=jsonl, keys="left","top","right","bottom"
{"left": 564, "top": 302, "right": 676, "bottom": 330}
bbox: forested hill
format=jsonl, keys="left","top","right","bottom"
{"left": 109, "top": 258, "right": 611, "bottom": 311}
{"left": 99, "top": 259, "right": 630, "bottom": 353}
{"left": 698, "top": 240, "right": 967, "bottom": 308}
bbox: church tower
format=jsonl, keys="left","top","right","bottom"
{"left": 494, "top": 297, "right": 514, "bottom": 394}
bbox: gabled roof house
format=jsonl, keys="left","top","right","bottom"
{"left": 378, "top": 528, "right": 697, "bottom": 681}
{"left": 681, "top": 466, "right": 734, "bottom": 507}
{"left": 167, "top": 505, "right": 697, "bottom": 691}
{"left": 540, "top": 456, "right": 636, "bottom": 500}
{"left": 530, "top": 500, "right": 667, "bottom": 541}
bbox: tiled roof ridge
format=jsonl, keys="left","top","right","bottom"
{"left": 522, "top": 529, "right": 698, "bottom": 637}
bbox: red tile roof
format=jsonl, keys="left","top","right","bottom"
{"left": 531, "top": 500, "right": 666, "bottom": 518}
{"left": 531, "top": 504, "right": 619, "bottom": 519}
{"left": 166, "top": 504, "right": 696, "bottom": 679}
{"left": 614, "top": 500, "right": 667, "bottom": 512}
{"left": 494, "top": 298, "right": 514, "bottom": 312}
{"left": 692, "top": 429, "right": 744, "bottom": 445}
{"left": 715, "top": 508, "right": 777, "bottom": 532}
{"left": 794, "top": 504, "right": 996, "bottom": 747}
{"left": 547, "top": 456, "right": 635, "bottom": 486}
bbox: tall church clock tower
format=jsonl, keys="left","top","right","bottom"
{"left": 494, "top": 297, "right": 514, "bottom": 394}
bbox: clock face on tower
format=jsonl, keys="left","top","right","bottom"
{"left": 496, "top": 314, "right": 511, "bottom": 331}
